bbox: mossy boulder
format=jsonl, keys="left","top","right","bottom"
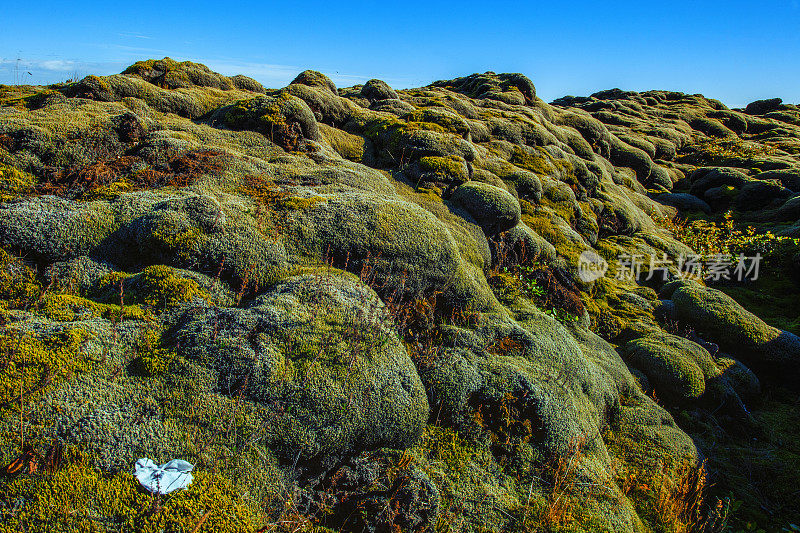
{"left": 211, "top": 93, "right": 321, "bottom": 150}
{"left": 122, "top": 57, "right": 264, "bottom": 92}
{"left": 734, "top": 179, "right": 792, "bottom": 211}
{"left": 752, "top": 168, "right": 800, "bottom": 192}
{"left": 672, "top": 281, "right": 800, "bottom": 382}
{"left": 407, "top": 155, "right": 469, "bottom": 185}
{"left": 62, "top": 73, "right": 251, "bottom": 119}
{"left": 652, "top": 192, "right": 711, "bottom": 214}
{"left": 432, "top": 72, "right": 536, "bottom": 105}
{"left": 622, "top": 333, "right": 718, "bottom": 400}
{"left": 0, "top": 196, "right": 117, "bottom": 262}
{"left": 688, "top": 166, "right": 748, "bottom": 196}
{"left": 0, "top": 191, "right": 289, "bottom": 293}
{"left": 497, "top": 222, "right": 557, "bottom": 264}
{"left": 173, "top": 273, "right": 429, "bottom": 462}
{"left": 608, "top": 135, "right": 654, "bottom": 181}
{"left": 450, "top": 181, "right": 521, "bottom": 235}
{"left": 405, "top": 107, "right": 470, "bottom": 138}
{"left": 744, "top": 98, "right": 783, "bottom": 115}
{"left": 282, "top": 191, "right": 497, "bottom": 310}
{"left": 361, "top": 79, "right": 399, "bottom": 102}
{"left": 502, "top": 168, "right": 543, "bottom": 203}
{"left": 716, "top": 356, "right": 761, "bottom": 401}
{"left": 287, "top": 72, "right": 359, "bottom": 127}
{"left": 291, "top": 69, "right": 338, "bottom": 94}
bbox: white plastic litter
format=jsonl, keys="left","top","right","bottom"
{"left": 133, "top": 458, "right": 194, "bottom": 495}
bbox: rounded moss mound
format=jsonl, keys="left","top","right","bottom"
{"left": 450, "top": 181, "right": 521, "bottom": 235}
{"left": 716, "top": 356, "right": 761, "bottom": 401}
{"left": 497, "top": 222, "right": 557, "bottom": 264}
{"left": 361, "top": 79, "right": 398, "bottom": 101}
{"left": 432, "top": 72, "right": 536, "bottom": 104}
{"left": 211, "top": 93, "right": 321, "bottom": 150}
{"left": 282, "top": 192, "right": 497, "bottom": 310}
{"left": 173, "top": 273, "right": 429, "bottom": 462}
{"left": 410, "top": 155, "right": 469, "bottom": 185}
{"left": 122, "top": 57, "right": 263, "bottom": 92}
{"left": 672, "top": 281, "right": 800, "bottom": 381}
{"left": 0, "top": 196, "right": 117, "bottom": 263}
{"left": 291, "top": 69, "right": 338, "bottom": 94}
{"left": 622, "top": 333, "right": 717, "bottom": 400}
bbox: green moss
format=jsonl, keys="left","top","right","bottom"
{"left": 318, "top": 123, "right": 365, "bottom": 162}
{"left": 268, "top": 302, "right": 394, "bottom": 381}
{"left": 487, "top": 271, "right": 523, "bottom": 305}
{"left": 405, "top": 109, "right": 470, "bottom": 136}
{"left": 362, "top": 117, "right": 446, "bottom": 156}
{"left": 538, "top": 195, "right": 575, "bottom": 224}
{"left": 694, "top": 388, "right": 800, "bottom": 530}
{"left": 623, "top": 334, "right": 711, "bottom": 400}
{"left": 22, "top": 89, "right": 63, "bottom": 109}
{"left": 39, "top": 293, "right": 147, "bottom": 322}
{"left": 82, "top": 74, "right": 111, "bottom": 93}
{"left": 96, "top": 265, "right": 209, "bottom": 311}
{"left": 84, "top": 178, "right": 137, "bottom": 200}
{"left": 681, "top": 137, "right": 778, "bottom": 168}
{"left": 0, "top": 165, "right": 36, "bottom": 202}
{"left": 135, "top": 265, "right": 208, "bottom": 309}
{"left": 0, "top": 85, "right": 37, "bottom": 109}
{"left": 719, "top": 271, "right": 800, "bottom": 336}
{"left": 150, "top": 224, "right": 205, "bottom": 265}
{"left": 275, "top": 195, "right": 325, "bottom": 211}
{"left": 0, "top": 328, "right": 90, "bottom": 410}
{"left": 583, "top": 275, "right": 655, "bottom": 336}
{"left": 413, "top": 425, "right": 478, "bottom": 476}
{"left": 238, "top": 174, "right": 288, "bottom": 208}
{"left": 0, "top": 248, "right": 41, "bottom": 309}
{"left": 282, "top": 264, "right": 360, "bottom": 282}
{"left": 219, "top": 92, "right": 318, "bottom": 151}
{"left": 418, "top": 156, "right": 467, "bottom": 181}
{"left": 520, "top": 208, "right": 585, "bottom": 267}
{"left": 0, "top": 460, "right": 261, "bottom": 533}
{"left": 131, "top": 329, "right": 176, "bottom": 376}
{"left": 510, "top": 145, "right": 551, "bottom": 175}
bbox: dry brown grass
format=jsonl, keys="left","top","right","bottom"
{"left": 616, "top": 457, "right": 730, "bottom": 533}
{"left": 36, "top": 149, "right": 229, "bottom": 199}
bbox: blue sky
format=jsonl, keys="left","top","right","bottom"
{"left": 1, "top": 1, "right": 798, "bottom": 107}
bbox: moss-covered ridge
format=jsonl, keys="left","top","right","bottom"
{"left": 0, "top": 58, "right": 799, "bottom": 531}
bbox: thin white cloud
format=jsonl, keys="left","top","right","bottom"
{"left": 38, "top": 60, "right": 78, "bottom": 71}
{"left": 0, "top": 57, "right": 125, "bottom": 84}
{"left": 109, "top": 44, "right": 174, "bottom": 56}
{"left": 118, "top": 32, "right": 152, "bottom": 40}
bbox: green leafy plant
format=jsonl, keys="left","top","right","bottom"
{"left": 666, "top": 211, "right": 800, "bottom": 260}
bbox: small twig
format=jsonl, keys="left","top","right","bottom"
{"left": 190, "top": 510, "right": 213, "bottom": 533}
